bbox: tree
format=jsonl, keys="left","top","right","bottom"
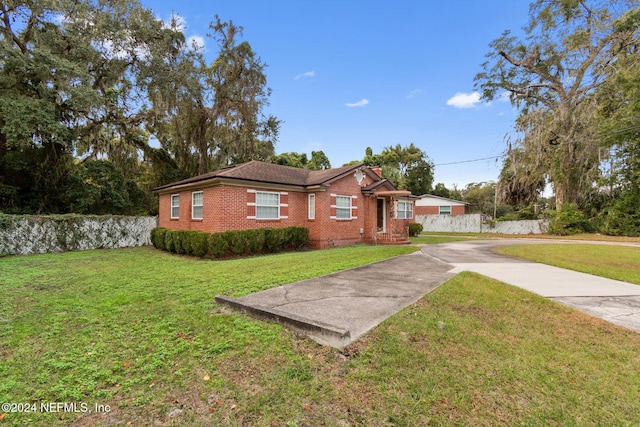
{"left": 0, "top": 0, "right": 180, "bottom": 213}
{"left": 307, "top": 150, "right": 331, "bottom": 170}
{"left": 65, "top": 160, "right": 135, "bottom": 215}
{"left": 271, "top": 150, "right": 331, "bottom": 170}
{"left": 461, "top": 181, "right": 512, "bottom": 218}
{"left": 145, "top": 16, "right": 280, "bottom": 177}
{"left": 462, "top": 182, "right": 496, "bottom": 215}
{"left": 0, "top": 2, "right": 280, "bottom": 214}
{"left": 432, "top": 183, "right": 451, "bottom": 198}
{"left": 405, "top": 160, "right": 434, "bottom": 196}
{"left": 596, "top": 57, "right": 640, "bottom": 234}
{"left": 475, "top": 0, "right": 640, "bottom": 209}
{"left": 360, "top": 144, "right": 434, "bottom": 193}
{"left": 272, "top": 152, "right": 309, "bottom": 168}
{"left": 498, "top": 145, "right": 546, "bottom": 207}
{"left": 207, "top": 17, "right": 280, "bottom": 169}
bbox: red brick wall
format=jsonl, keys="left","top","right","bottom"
{"left": 415, "top": 205, "right": 468, "bottom": 215}
{"left": 156, "top": 170, "right": 414, "bottom": 248}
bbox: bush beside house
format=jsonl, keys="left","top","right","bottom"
{"left": 408, "top": 223, "right": 423, "bottom": 237}
{"left": 150, "top": 226, "right": 309, "bottom": 259}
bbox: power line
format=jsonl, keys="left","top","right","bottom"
{"left": 434, "top": 155, "right": 505, "bottom": 166}
{"left": 433, "top": 125, "right": 640, "bottom": 168}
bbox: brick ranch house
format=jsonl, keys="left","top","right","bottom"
{"left": 153, "top": 160, "right": 417, "bottom": 248}
{"left": 414, "top": 194, "right": 471, "bottom": 215}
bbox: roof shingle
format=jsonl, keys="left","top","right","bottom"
{"left": 152, "top": 160, "right": 366, "bottom": 192}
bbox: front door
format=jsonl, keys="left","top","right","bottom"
{"left": 377, "top": 198, "right": 385, "bottom": 232}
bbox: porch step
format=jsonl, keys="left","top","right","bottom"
{"left": 376, "top": 239, "right": 411, "bottom": 245}
{"left": 373, "top": 233, "right": 411, "bottom": 245}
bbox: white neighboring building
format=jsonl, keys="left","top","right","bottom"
{"left": 415, "top": 194, "right": 471, "bottom": 215}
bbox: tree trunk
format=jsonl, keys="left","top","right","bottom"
{"left": 555, "top": 182, "right": 565, "bottom": 210}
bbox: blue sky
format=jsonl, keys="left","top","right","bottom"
{"left": 141, "top": 0, "right": 531, "bottom": 189}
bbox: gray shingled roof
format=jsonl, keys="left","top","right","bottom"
{"left": 152, "top": 160, "right": 366, "bottom": 192}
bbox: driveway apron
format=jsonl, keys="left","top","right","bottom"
{"left": 421, "top": 239, "right": 640, "bottom": 332}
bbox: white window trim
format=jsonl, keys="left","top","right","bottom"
{"left": 331, "top": 195, "right": 357, "bottom": 220}
{"left": 256, "top": 190, "right": 281, "bottom": 220}
{"left": 398, "top": 200, "right": 413, "bottom": 219}
{"left": 171, "top": 194, "right": 180, "bottom": 219}
{"left": 439, "top": 205, "right": 451, "bottom": 215}
{"left": 192, "top": 191, "right": 203, "bottom": 220}
{"left": 308, "top": 194, "right": 315, "bottom": 220}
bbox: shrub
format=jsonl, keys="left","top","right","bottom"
{"left": 548, "top": 204, "right": 594, "bottom": 235}
{"left": 244, "top": 229, "right": 266, "bottom": 254}
{"left": 172, "top": 230, "right": 187, "bottom": 254}
{"left": 164, "top": 230, "right": 175, "bottom": 252}
{"left": 264, "top": 228, "right": 287, "bottom": 253}
{"left": 600, "top": 194, "right": 640, "bottom": 237}
{"left": 150, "top": 227, "right": 167, "bottom": 250}
{"left": 408, "top": 223, "right": 423, "bottom": 237}
{"left": 227, "top": 230, "right": 249, "bottom": 255}
{"left": 287, "top": 226, "right": 309, "bottom": 249}
{"left": 159, "top": 226, "right": 309, "bottom": 259}
{"left": 189, "top": 231, "right": 210, "bottom": 258}
{"left": 208, "top": 232, "right": 230, "bottom": 258}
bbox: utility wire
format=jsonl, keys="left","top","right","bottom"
{"left": 434, "top": 155, "right": 505, "bottom": 166}
{"left": 433, "top": 125, "right": 640, "bottom": 167}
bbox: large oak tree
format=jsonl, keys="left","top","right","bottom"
{"left": 475, "top": 0, "right": 640, "bottom": 209}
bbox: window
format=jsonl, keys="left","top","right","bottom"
{"left": 256, "top": 191, "right": 280, "bottom": 219}
{"left": 439, "top": 205, "right": 451, "bottom": 215}
{"left": 192, "top": 191, "right": 203, "bottom": 219}
{"left": 171, "top": 194, "right": 179, "bottom": 218}
{"left": 336, "top": 195, "right": 352, "bottom": 219}
{"left": 308, "top": 194, "right": 315, "bottom": 220}
{"left": 398, "top": 201, "right": 413, "bottom": 219}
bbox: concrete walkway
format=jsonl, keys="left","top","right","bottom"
{"left": 216, "top": 251, "right": 455, "bottom": 348}
{"left": 217, "top": 239, "right": 640, "bottom": 348}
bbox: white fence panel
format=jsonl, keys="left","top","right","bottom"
{"left": 416, "top": 214, "right": 548, "bottom": 235}
{"left": 0, "top": 215, "right": 158, "bottom": 256}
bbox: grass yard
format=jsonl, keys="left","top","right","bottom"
{"left": 2, "top": 244, "right": 640, "bottom": 425}
{"left": 409, "top": 235, "right": 474, "bottom": 245}
{"left": 496, "top": 243, "right": 640, "bottom": 285}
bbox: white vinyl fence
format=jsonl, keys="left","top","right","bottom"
{"left": 0, "top": 215, "right": 157, "bottom": 256}
{"left": 416, "top": 214, "right": 548, "bottom": 234}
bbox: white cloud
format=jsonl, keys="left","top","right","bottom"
{"left": 345, "top": 98, "right": 369, "bottom": 108}
{"left": 406, "top": 89, "right": 422, "bottom": 99}
{"left": 98, "top": 37, "right": 150, "bottom": 61}
{"left": 187, "top": 35, "right": 205, "bottom": 51}
{"left": 446, "top": 91, "right": 482, "bottom": 109}
{"left": 160, "top": 13, "right": 186, "bottom": 32}
{"left": 294, "top": 71, "right": 315, "bottom": 80}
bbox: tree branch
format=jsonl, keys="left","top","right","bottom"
{"left": 499, "top": 50, "right": 565, "bottom": 97}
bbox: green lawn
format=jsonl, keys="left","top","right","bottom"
{"left": 2, "top": 245, "right": 640, "bottom": 425}
{"left": 496, "top": 243, "right": 640, "bottom": 284}
{"left": 410, "top": 235, "right": 474, "bottom": 244}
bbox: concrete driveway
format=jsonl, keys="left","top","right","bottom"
{"left": 217, "top": 239, "right": 640, "bottom": 348}
{"left": 421, "top": 239, "right": 640, "bottom": 332}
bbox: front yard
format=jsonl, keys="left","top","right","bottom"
{"left": 1, "top": 244, "right": 640, "bottom": 425}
